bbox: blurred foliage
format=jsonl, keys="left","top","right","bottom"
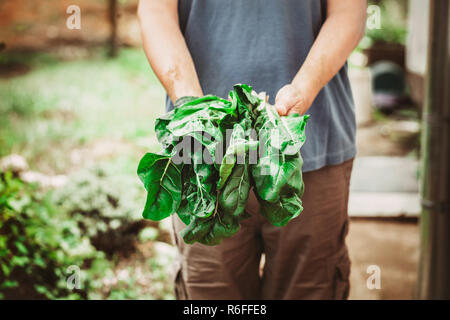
{"left": 0, "top": 170, "right": 109, "bottom": 299}
{"left": 52, "top": 162, "right": 147, "bottom": 256}
{"left": 0, "top": 166, "right": 174, "bottom": 300}
{"left": 359, "top": 0, "right": 408, "bottom": 49}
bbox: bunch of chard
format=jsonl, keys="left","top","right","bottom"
{"left": 138, "top": 84, "right": 309, "bottom": 245}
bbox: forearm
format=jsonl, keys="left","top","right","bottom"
{"left": 291, "top": 0, "right": 367, "bottom": 110}
{"left": 138, "top": 0, "right": 203, "bottom": 103}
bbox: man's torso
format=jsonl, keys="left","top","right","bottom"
{"left": 167, "top": 0, "right": 357, "bottom": 172}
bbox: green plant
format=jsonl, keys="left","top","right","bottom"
{"left": 0, "top": 167, "right": 172, "bottom": 300}
{"left": 0, "top": 171, "right": 107, "bottom": 299}
{"left": 362, "top": 26, "right": 407, "bottom": 47}
{"left": 52, "top": 164, "right": 148, "bottom": 256}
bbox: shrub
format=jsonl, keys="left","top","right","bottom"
{"left": 0, "top": 171, "right": 108, "bottom": 299}
{"left": 51, "top": 164, "right": 151, "bottom": 256}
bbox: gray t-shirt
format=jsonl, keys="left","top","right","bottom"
{"left": 166, "top": 0, "right": 357, "bottom": 172}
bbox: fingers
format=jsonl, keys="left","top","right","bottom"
{"left": 274, "top": 85, "right": 291, "bottom": 116}
{"left": 274, "top": 102, "right": 288, "bottom": 116}
{"left": 287, "top": 105, "right": 302, "bottom": 115}
{"left": 275, "top": 84, "right": 311, "bottom": 115}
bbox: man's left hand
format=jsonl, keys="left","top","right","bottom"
{"left": 274, "top": 84, "right": 311, "bottom": 116}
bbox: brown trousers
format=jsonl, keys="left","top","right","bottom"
{"left": 170, "top": 159, "right": 353, "bottom": 300}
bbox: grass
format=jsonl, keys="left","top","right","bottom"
{"left": 0, "top": 47, "right": 165, "bottom": 174}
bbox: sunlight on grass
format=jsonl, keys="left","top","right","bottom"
{"left": 0, "top": 48, "right": 166, "bottom": 173}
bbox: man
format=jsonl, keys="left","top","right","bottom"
{"left": 138, "top": 0, "right": 367, "bottom": 300}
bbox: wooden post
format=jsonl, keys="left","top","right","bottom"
{"left": 416, "top": 0, "right": 450, "bottom": 299}
{"left": 108, "top": 0, "right": 118, "bottom": 57}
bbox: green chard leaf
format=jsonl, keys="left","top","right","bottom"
{"left": 137, "top": 153, "right": 182, "bottom": 220}
{"left": 217, "top": 121, "right": 256, "bottom": 229}
{"left": 155, "top": 110, "right": 175, "bottom": 151}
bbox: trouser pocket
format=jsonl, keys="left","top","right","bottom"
{"left": 333, "top": 255, "right": 351, "bottom": 300}
{"left": 170, "top": 215, "right": 189, "bottom": 300}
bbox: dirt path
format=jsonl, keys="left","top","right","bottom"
{"left": 347, "top": 219, "right": 419, "bottom": 299}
